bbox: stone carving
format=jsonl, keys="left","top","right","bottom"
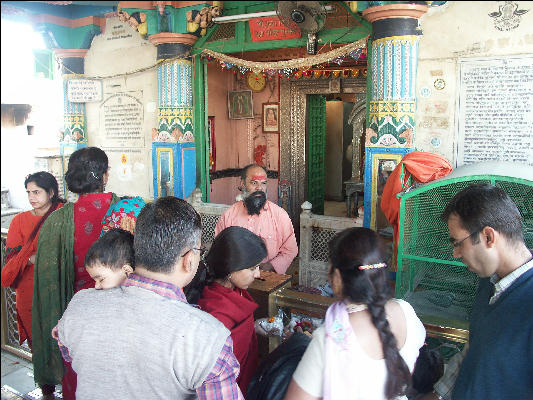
{"left": 489, "top": 1, "right": 528, "bottom": 31}
{"left": 118, "top": 10, "right": 147, "bottom": 38}
{"left": 186, "top": 3, "right": 223, "bottom": 36}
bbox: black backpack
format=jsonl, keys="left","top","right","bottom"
{"left": 246, "top": 332, "right": 311, "bottom": 400}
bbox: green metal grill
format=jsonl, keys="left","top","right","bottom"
{"left": 396, "top": 162, "right": 533, "bottom": 331}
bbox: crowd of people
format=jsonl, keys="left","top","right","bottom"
{"left": 2, "top": 146, "right": 532, "bottom": 399}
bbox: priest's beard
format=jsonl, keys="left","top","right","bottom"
{"left": 243, "top": 190, "right": 267, "bottom": 215}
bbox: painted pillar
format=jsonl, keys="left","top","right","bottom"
{"left": 149, "top": 33, "right": 199, "bottom": 199}
{"left": 53, "top": 49, "right": 89, "bottom": 200}
{"left": 361, "top": 4, "right": 428, "bottom": 230}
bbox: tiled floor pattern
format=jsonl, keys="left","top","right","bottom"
{"left": 1, "top": 351, "right": 62, "bottom": 400}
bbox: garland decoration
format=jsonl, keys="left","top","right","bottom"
{"left": 201, "top": 36, "right": 368, "bottom": 77}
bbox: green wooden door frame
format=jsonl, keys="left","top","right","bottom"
{"left": 307, "top": 94, "right": 327, "bottom": 215}
{"left": 193, "top": 56, "right": 210, "bottom": 202}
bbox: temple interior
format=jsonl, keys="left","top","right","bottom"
{"left": 1, "top": 1, "right": 532, "bottom": 399}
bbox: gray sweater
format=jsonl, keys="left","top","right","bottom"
{"left": 57, "top": 285, "right": 231, "bottom": 399}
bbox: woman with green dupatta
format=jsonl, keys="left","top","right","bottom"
{"left": 32, "top": 147, "right": 121, "bottom": 400}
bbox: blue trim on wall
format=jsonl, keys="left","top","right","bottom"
{"left": 363, "top": 146, "right": 414, "bottom": 228}
{"left": 152, "top": 142, "right": 196, "bottom": 199}
{"left": 181, "top": 145, "right": 196, "bottom": 198}
{"left": 153, "top": 142, "right": 175, "bottom": 199}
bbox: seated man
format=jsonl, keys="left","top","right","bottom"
{"left": 215, "top": 164, "right": 298, "bottom": 274}
{"left": 55, "top": 197, "right": 243, "bottom": 399}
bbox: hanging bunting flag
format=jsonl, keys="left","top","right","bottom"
{"left": 200, "top": 36, "right": 368, "bottom": 77}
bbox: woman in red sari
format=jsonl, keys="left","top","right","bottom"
{"left": 32, "top": 147, "right": 120, "bottom": 400}
{"left": 198, "top": 226, "right": 267, "bottom": 395}
{"left": 1, "top": 172, "right": 65, "bottom": 398}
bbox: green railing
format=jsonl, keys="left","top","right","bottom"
{"left": 1, "top": 229, "right": 32, "bottom": 360}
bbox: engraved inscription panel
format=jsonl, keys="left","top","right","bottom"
{"left": 457, "top": 56, "right": 533, "bottom": 166}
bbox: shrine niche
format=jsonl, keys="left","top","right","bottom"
{"left": 347, "top": 98, "right": 366, "bottom": 180}
{"left": 279, "top": 76, "right": 366, "bottom": 224}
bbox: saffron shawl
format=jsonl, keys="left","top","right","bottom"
{"left": 32, "top": 194, "right": 120, "bottom": 386}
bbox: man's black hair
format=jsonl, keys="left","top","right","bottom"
{"left": 441, "top": 183, "right": 524, "bottom": 244}
{"left": 133, "top": 196, "right": 201, "bottom": 273}
{"left": 85, "top": 228, "right": 134, "bottom": 270}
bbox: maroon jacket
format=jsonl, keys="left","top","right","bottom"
{"left": 198, "top": 282, "right": 259, "bottom": 395}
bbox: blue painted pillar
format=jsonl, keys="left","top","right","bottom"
{"left": 361, "top": 4, "right": 428, "bottom": 230}
{"left": 149, "top": 34, "right": 198, "bottom": 199}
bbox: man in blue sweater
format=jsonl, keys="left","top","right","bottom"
{"left": 426, "top": 183, "right": 533, "bottom": 400}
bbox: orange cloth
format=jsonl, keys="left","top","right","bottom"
{"left": 1, "top": 204, "right": 64, "bottom": 345}
{"left": 380, "top": 151, "right": 452, "bottom": 269}
{"left": 215, "top": 200, "right": 298, "bottom": 274}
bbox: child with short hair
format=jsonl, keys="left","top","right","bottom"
{"left": 52, "top": 228, "right": 134, "bottom": 345}
{"left": 84, "top": 228, "right": 134, "bottom": 289}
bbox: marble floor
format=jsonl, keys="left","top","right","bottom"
{"left": 1, "top": 351, "right": 62, "bottom": 400}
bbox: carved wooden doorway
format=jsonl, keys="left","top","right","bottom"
{"left": 279, "top": 76, "right": 366, "bottom": 229}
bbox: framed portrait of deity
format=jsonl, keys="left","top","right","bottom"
{"left": 262, "top": 102, "right": 279, "bottom": 133}
{"left": 228, "top": 90, "right": 254, "bottom": 119}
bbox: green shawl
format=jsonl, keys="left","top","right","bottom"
{"left": 32, "top": 194, "right": 120, "bottom": 386}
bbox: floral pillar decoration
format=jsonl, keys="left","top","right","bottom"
{"left": 361, "top": 3, "right": 428, "bottom": 229}
{"left": 149, "top": 33, "right": 198, "bottom": 199}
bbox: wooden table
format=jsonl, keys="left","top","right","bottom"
{"left": 248, "top": 270, "right": 292, "bottom": 358}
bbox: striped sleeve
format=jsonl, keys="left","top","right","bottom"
{"left": 196, "top": 335, "right": 244, "bottom": 400}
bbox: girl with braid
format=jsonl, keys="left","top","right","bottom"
{"left": 285, "top": 227, "right": 425, "bottom": 400}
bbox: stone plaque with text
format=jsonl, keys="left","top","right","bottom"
{"left": 457, "top": 55, "right": 533, "bottom": 166}
{"left": 100, "top": 92, "right": 144, "bottom": 148}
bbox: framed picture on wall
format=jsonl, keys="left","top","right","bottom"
{"left": 363, "top": 148, "right": 410, "bottom": 230}
{"left": 228, "top": 90, "right": 254, "bottom": 119}
{"left": 262, "top": 102, "right": 279, "bottom": 133}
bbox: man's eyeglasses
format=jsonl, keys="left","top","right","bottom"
{"left": 181, "top": 246, "right": 207, "bottom": 259}
{"left": 449, "top": 231, "right": 479, "bottom": 248}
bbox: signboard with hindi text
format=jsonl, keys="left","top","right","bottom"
{"left": 100, "top": 91, "right": 144, "bottom": 148}
{"left": 249, "top": 17, "right": 301, "bottom": 41}
{"left": 456, "top": 55, "right": 533, "bottom": 166}
{"left": 67, "top": 79, "right": 103, "bottom": 103}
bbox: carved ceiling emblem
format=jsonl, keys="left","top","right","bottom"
{"left": 489, "top": 1, "right": 529, "bottom": 31}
